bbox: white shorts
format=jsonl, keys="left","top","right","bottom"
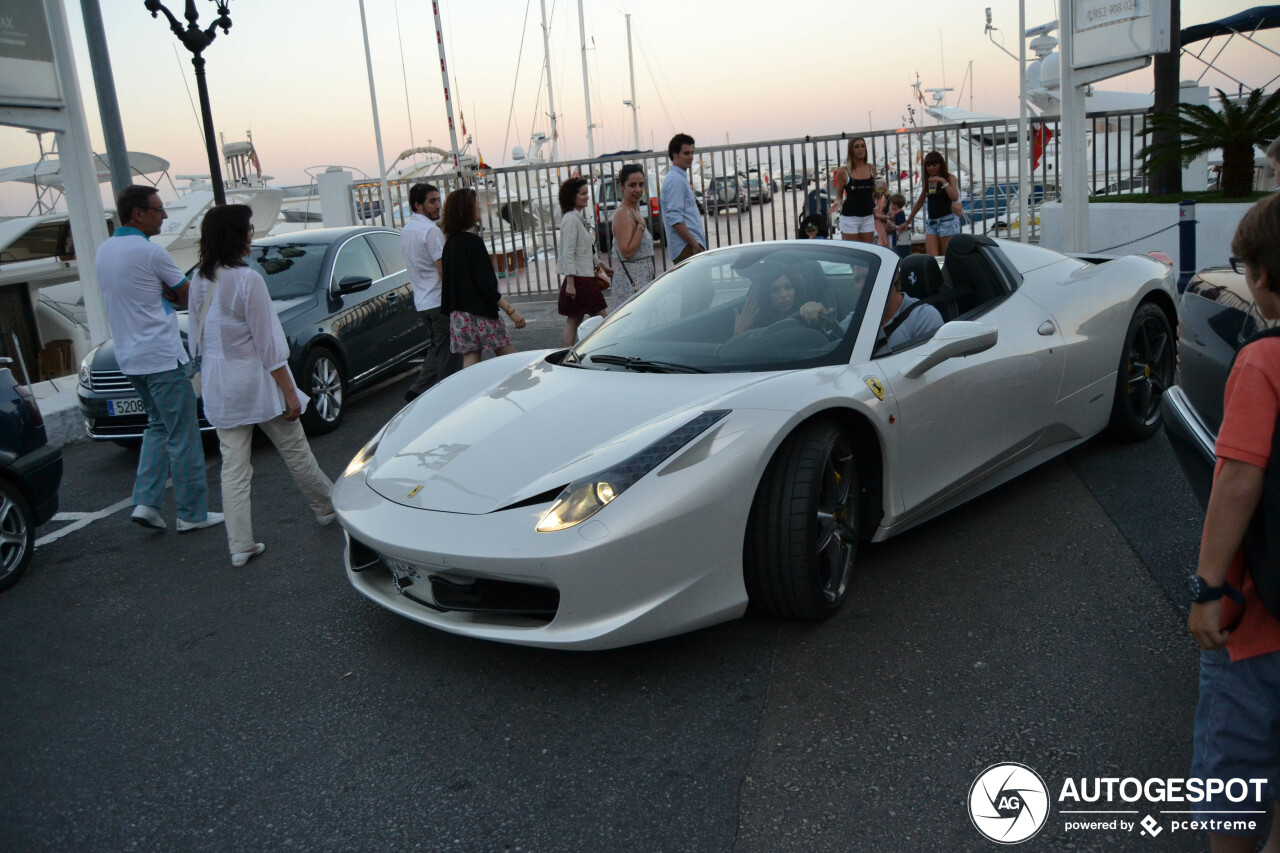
{"left": 838, "top": 214, "right": 876, "bottom": 235}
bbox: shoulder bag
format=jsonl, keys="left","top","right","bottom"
{"left": 186, "top": 271, "right": 219, "bottom": 397}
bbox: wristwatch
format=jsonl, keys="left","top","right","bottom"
{"left": 1187, "top": 575, "right": 1226, "bottom": 603}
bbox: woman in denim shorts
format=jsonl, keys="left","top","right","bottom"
{"left": 905, "top": 151, "right": 961, "bottom": 256}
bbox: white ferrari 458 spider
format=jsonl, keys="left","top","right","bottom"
{"left": 334, "top": 235, "right": 1176, "bottom": 649}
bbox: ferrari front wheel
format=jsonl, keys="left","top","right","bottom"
{"left": 1108, "top": 302, "right": 1174, "bottom": 442}
{"left": 745, "top": 419, "right": 858, "bottom": 621}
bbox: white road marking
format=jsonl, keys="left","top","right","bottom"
{"left": 37, "top": 497, "right": 132, "bottom": 547}
{"left": 35, "top": 458, "right": 224, "bottom": 548}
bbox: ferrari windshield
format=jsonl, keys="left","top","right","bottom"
{"left": 569, "top": 243, "right": 880, "bottom": 372}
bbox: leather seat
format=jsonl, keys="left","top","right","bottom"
{"left": 942, "top": 234, "right": 1006, "bottom": 315}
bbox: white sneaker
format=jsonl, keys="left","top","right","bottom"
{"left": 176, "top": 511, "right": 225, "bottom": 533}
{"left": 131, "top": 505, "right": 166, "bottom": 530}
{"left": 231, "top": 542, "right": 265, "bottom": 567}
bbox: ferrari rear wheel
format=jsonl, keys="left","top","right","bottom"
{"left": 1108, "top": 302, "right": 1174, "bottom": 442}
{"left": 745, "top": 419, "right": 858, "bottom": 620}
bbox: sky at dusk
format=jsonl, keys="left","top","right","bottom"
{"left": 0, "top": 0, "right": 1275, "bottom": 216}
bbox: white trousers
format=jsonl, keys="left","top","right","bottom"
{"left": 216, "top": 415, "right": 333, "bottom": 554}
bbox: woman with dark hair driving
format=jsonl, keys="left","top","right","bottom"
{"left": 187, "top": 204, "right": 333, "bottom": 568}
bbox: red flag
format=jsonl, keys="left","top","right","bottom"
{"left": 460, "top": 110, "right": 467, "bottom": 136}
{"left": 1031, "top": 125, "right": 1054, "bottom": 170}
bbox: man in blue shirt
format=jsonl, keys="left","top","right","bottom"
{"left": 661, "top": 134, "right": 706, "bottom": 264}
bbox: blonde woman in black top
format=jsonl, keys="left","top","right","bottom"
{"left": 832, "top": 137, "right": 877, "bottom": 243}
{"left": 439, "top": 188, "right": 526, "bottom": 369}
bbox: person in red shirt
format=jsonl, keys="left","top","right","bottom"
{"left": 1188, "top": 192, "right": 1280, "bottom": 853}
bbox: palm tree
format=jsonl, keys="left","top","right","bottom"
{"left": 1139, "top": 87, "right": 1280, "bottom": 198}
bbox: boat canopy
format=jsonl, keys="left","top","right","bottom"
{"left": 0, "top": 151, "right": 169, "bottom": 188}
{"left": 1182, "top": 5, "right": 1280, "bottom": 45}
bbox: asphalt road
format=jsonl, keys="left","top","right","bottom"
{"left": 2, "top": 305, "right": 1213, "bottom": 852}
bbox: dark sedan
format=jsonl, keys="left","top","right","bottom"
{"left": 1163, "top": 264, "right": 1277, "bottom": 507}
{"left": 78, "top": 226, "right": 429, "bottom": 442}
{"left": 0, "top": 358, "right": 62, "bottom": 590}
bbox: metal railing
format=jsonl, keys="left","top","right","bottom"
{"left": 349, "top": 107, "right": 1154, "bottom": 297}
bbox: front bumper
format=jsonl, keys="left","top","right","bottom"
{"left": 1161, "top": 385, "right": 1214, "bottom": 511}
{"left": 334, "top": 414, "right": 779, "bottom": 650}
{"left": 77, "top": 383, "right": 214, "bottom": 441}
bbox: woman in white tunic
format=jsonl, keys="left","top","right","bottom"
{"left": 188, "top": 205, "right": 334, "bottom": 567}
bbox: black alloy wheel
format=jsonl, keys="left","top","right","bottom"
{"left": 0, "top": 480, "right": 34, "bottom": 591}
{"left": 744, "top": 419, "right": 858, "bottom": 620}
{"left": 300, "top": 348, "right": 345, "bottom": 435}
{"left": 1108, "top": 302, "right": 1175, "bottom": 442}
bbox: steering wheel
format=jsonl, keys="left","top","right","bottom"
{"left": 788, "top": 308, "right": 844, "bottom": 341}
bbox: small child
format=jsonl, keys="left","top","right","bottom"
{"left": 888, "top": 193, "right": 910, "bottom": 257}
{"left": 872, "top": 185, "right": 891, "bottom": 247}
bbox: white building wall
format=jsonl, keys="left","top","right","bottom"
{"left": 1039, "top": 201, "right": 1253, "bottom": 268}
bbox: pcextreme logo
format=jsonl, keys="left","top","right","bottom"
{"left": 968, "top": 763, "right": 1050, "bottom": 844}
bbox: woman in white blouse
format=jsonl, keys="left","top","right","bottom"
{"left": 188, "top": 205, "right": 334, "bottom": 567}
{"left": 555, "top": 177, "right": 612, "bottom": 346}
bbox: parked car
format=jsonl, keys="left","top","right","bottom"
{"left": 78, "top": 226, "right": 429, "bottom": 442}
{"left": 0, "top": 357, "right": 62, "bottom": 591}
{"left": 780, "top": 170, "right": 810, "bottom": 190}
{"left": 1163, "top": 262, "right": 1276, "bottom": 508}
{"left": 334, "top": 235, "right": 1176, "bottom": 649}
{"left": 745, "top": 169, "right": 773, "bottom": 203}
{"left": 704, "top": 174, "right": 749, "bottom": 212}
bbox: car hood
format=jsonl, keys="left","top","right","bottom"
{"left": 363, "top": 352, "right": 780, "bottom": 515}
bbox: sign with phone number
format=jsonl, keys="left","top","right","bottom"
{"left": 1076, "top": 0, "right": 1144, "bottom": 32}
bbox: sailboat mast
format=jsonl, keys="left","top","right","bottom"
{"left": 578, "top": 0, "right": 595, "bottom": 159}
{"left": 539, "top": 0, "right": 559, "bottom": 162}
{"left": 432, "top": 0, "right": 464, "bottom": 175}
{"left": 358, "top": 0, "right": 391, "bottom": 223}
{"left": 626, "top": 14, "right": 639, "bottom": 150}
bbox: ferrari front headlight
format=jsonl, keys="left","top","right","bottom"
{"left": 536, "top": 410, "right": 728, "bottom": 532}
{"left": 344, "top": 424, "right": 387, "bottom": 478}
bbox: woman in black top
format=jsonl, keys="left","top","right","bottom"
{"left": 833, "top": 137, "right": 877, "bottom": 243}
{"left": 440, "top": 188, "right": 526, "bottom": 369}
{"left": 905, "top": 150, "right": 961, "bottom": 256}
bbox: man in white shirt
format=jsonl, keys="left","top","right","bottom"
{"left": 401, "top": 183, "right": 459, "bottom": 402}
{"left": 95, "top": 185, "right": 222, "bottom": 533}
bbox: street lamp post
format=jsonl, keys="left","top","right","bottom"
{"left": 144, "top": 0, "right": 232, "bottom": 206}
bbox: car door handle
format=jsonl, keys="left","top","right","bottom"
{"left": 385, "top": 290, "right": 399, "bottom": 301}
{"left": 1037, "top": 321, "right": 1056, "bottom": 336}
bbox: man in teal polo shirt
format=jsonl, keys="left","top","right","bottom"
{"left": 95, "top": 185, "right": 222, "bottom": 533}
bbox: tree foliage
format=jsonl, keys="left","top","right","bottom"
{"left": 1139, "top": 88, "right": 1280, "bottom": 198}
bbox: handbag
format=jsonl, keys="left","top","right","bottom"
{"left": 187, "top": 271, "right": 219, "bottom": 397}
{"left": 594, "top": 267, "right": 611, "bottom": 291}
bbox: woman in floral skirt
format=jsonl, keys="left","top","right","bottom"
{"left": 440, "top": 188, "right": 526, "bottom": 369}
